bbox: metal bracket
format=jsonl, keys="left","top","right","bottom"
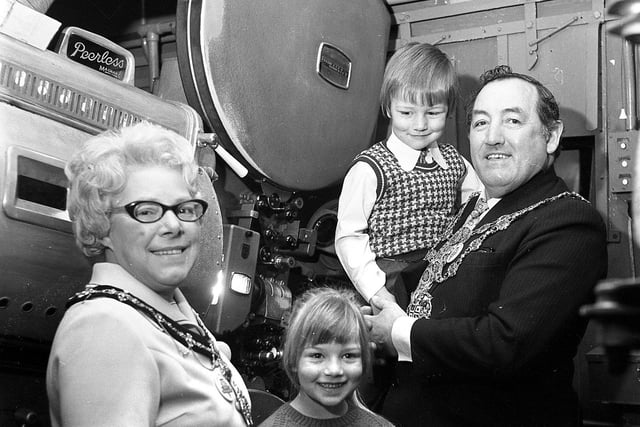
{"left": 197, "top": 132, "right": 249, "bottom": 178}
{"left": 528, "top": 16, "right": 579, "bottom": 47}
{"left": 137, "top": 21, "right": 176, "bottom": 93}
{"left": 524, "top": 1, "right": 538, "bottom": 70}
{"left": 526, "top": 14, "right": 580, "bottom": 70}
{"left": 524, "top": 0, "right": 581, "bottom": 71}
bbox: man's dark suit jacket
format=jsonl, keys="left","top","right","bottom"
{"left": 381, "top": 166, "right": 607, "bottom": 427}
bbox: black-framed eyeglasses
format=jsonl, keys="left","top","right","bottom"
{"left": 110, "top": 199, "right": 208, "bottom": 223}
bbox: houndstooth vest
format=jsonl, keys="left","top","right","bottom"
{"left": 355, "top": 141, "right": 467, "bottom": 258}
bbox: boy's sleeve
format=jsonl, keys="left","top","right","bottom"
{"left": 459, "top": 156, "right": 484, "bottom": 203}
{"left": 335, "top": 162, "right": 386, "bottom": 302}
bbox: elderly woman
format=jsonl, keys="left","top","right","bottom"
{"left": 46, "top": 122, "right": 252, "bottom": 426}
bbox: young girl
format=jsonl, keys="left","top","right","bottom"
{"left": 258, "top": 287, "right": 394, "bottom": 427}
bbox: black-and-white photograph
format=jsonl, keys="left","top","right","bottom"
{"left": 0, "top": 0, "right": 638, "bottom": 426}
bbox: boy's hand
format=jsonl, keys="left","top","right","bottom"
{"left": 370, "top": 286, "right": 396, "bottom": 314}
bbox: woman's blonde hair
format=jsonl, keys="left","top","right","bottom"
{"left": 65, "top": 122, "right": 200, "bottom": 257}
{"left": 282, "top": 287, "right": 372, "bottom": 390}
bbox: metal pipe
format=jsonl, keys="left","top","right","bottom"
{"left": 197, "top": 133, "right": 249, "bottom": 178}
{"left": 622, "top": 38, "right": 637, "bottom": 130}
{"left": 145, "top": 31, "right": 160, "bottom": 93}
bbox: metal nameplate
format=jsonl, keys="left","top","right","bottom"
{"left": 56, "top": 26, "right": 135, "bottom": 84}
{"left": 316, "top": 42, "right": 351, "bottom": 90}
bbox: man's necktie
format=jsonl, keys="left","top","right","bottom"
{"left": 466, "top": 196, "right": 488, "bottom": 229}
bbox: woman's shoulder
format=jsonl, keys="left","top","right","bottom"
{"left": 54, "top": 296, "right": 160, "bottom": 348}
{"left": 61, "top": 296, "right": 146, "bottom": 326}
{"left": 48, "top": 295, "right": 162, "bottom": 378}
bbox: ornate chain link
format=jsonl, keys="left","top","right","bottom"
{"left": 407, "top": 191, "right": 585, "bottom": 319}
{"left": 68, "top": 285, "right": 254, "bottom": 426}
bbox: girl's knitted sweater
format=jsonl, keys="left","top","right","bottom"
{"left": 258, "top": 403, "right": 394, "bottom": 427}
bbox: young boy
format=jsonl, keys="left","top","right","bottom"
{"left": 335, "top": 42, "right": 482, "bottom": 309}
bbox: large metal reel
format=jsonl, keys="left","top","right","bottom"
{"left": 176, "top": 0, "right": 390, "bottom": 191}
{"left": 180, "top": 167, "right": 225, "bottom": 316}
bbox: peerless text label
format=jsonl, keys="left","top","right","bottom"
{"left": 65, "top": 34, "right": 127, "bottom": 80}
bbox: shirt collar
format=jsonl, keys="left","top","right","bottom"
{"left": 89, "top": 262, "right": 199, "bottom": 328}
{"left": 428, "top": 144, "right": 449, "bottom": 170}
{"left": 483, "top": 190, "right": 501, "bottom": 209}
{"left": 468, "top": 191, "right": 499, "bottom": 222}
{"left": 386, "top": 132, "right": 449, "bottom": 171}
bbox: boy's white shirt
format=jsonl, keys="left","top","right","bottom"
{"left": 335, "top": 132, "right": 483, "bottom": 302}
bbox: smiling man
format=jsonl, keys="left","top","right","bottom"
{"left": 365, "top": 65, "right": 608, "bottom": 427}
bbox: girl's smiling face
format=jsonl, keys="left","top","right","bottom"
{"left": 291, "top": 340, "right": 363, "bottom": 419}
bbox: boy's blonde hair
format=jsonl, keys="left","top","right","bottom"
{"left": 282, "top": 287, "right": 372, "bottom": 390}
{"left": 380, "top": 42, "right": 458, "bottom": 117}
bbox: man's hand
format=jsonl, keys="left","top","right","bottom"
{"left": 364, "top": 296, "right": 406, "bottom": 357}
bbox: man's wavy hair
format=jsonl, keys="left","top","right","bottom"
{"left": 465, "top": 65, "right": 561, "bottom": 140}
{"left": 65, "top": 122, "right": 200, "bottom": 257}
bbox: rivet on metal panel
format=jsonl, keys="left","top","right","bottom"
{"left": 432, "top": 34, "right": 448, "bottom": 45}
